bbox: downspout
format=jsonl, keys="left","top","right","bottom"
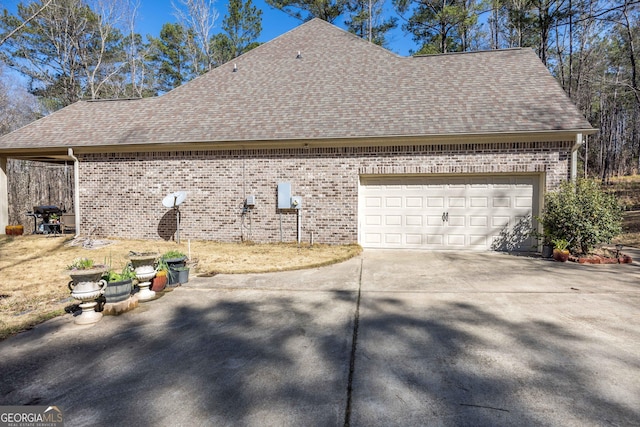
{"left": 68, "top": 148, "right": 80, "bottom": 238}
{"left": 571, "top": 133, "right": 583, "bottom": 181}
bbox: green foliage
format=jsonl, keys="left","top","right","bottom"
{"left": 67, "top": 258, "right": 95, "bottom": 270}
{"left": 161, "top": 250, "right": 187, "bottom": 260}
{"left": 344, "top": 0, "right": 397, "bottom": 46}
{"left": 155, "top": 257, "right": 170, "bottom": 273}
{"left": 394, "top": 0, "right": 479, "bottom": 53}
{"left": 102, "top": 263, "right": 136, "bottom": 282}
{"left": 551, "top": 238, "right": 569, "bottom": 251}
{"left": 538, "top": 179, "right": 623, "bottom": 254}
{"left": 265, "top": 0, "right": 347, "bottom": 23}
{"left": 148, "top": 23, "right": 197, "bottom": 92}
{"left": 223, "top": 0, "right": 263, "bottom": 59}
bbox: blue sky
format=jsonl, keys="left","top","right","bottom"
{"left": 136, "top": 0, "right": 415, "bottom": 55}
{"left": 1, "top": 0, "right": 416, "bottom": 56}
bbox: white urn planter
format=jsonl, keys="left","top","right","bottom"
{"left": 129, "top": 252, "right": 159, "bottom": 302}
{"left": 68, "top": 268, "right": 108, "bottom": 325}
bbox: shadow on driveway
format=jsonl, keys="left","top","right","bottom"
{"left": 1, "top": 251, "right": 638, "bottom": 426}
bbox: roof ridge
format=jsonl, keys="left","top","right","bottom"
{"left": 413, "top": 47, "right": 528, "bottom": 58}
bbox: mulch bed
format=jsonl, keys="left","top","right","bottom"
{"left": 568, "top": 253, "right": 633, "bottom": 264}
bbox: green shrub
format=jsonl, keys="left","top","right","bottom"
{"left": 538, "top": 179, "right": 623, "bottom": 254}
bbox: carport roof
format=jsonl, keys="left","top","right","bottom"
{"left": 0, "top": 18, "right": 594, "bottom": 154}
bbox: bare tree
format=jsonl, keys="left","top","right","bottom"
{"left": 172, "top": 0, "right": 219, "bottom": 73}
{"left": 0, "top": 66, "right": 73, "bottom": 228}
{"left": 0, "top": 0, "right": 138, "bottom": 107}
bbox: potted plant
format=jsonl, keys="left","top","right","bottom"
{"left": 552, "top": 238, "right": 570, "bottom": 262}
{"left": 128, "top": 252, "right": 159, "bottom": 302}
{"left": 161, "top": 250, "right": 188, "bottom": 286}
{"left": 151, "top": 258, "right": 169, "bottom": 292}
{"left": 102, "top": 263, "right": 137, "bottom": 303}
{"left": 532, "top": 228, "right": 554, "bottom": 258}
{"left": 67, "top": 258, "right": 108, "bottom": 324}
{"left": 173, "top": 265, "right": 190, "bottom": 285}
{"left": 67, "top": 258, "right": 108, "bottom": 283}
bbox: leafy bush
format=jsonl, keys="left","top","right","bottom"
{"left": 538, "top": 179, "right": 622, "bottom": 254}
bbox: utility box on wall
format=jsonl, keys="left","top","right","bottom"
{"left": 277, "top": 182, "right": 291, "bottom": 209}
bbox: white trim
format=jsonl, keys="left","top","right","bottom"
{"left": 67, "top": 149, "right": 80, "bottom": 238}
{"left": 0, "top": 157, "right": 7, "bottom": 233}
{"left": 571, "top": 133, "right": 583, "bottom": 181}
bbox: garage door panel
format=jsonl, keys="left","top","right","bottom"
{"left": 447, "top": 235, "right": 466, "bottom": 246}
{"left": 448, "top": 197, "right": 465, "bottom": 207}
{"left": 427, "top": 197, "right": 444, "bottom": 207}
{"left": 406, "top": 197, "right": 423, "bottom": 208}
{"left": 405, "top": 234, "right": 423, "bottom": 245}
{"left": 366, "top": 197, "right": 382, "bottom": 207}
{"left": 364, "top": 233, "right": 382, "bottom": 244}
{"left": 385, "top": 197, "right": 402, "bottom": 208}
{"left": 492, "top": 216, "right": 510, "bottom": 227}
{"left": 493, "top": 197, "right": 510, "bottom": 207}
{"left": 426, "top": 235, "right": 444, "bottom": 245}
{"left": 426, "top": 215, "right": 443, "bottom": 226}
{"left": 406, "top": 215, "right": 423, "bottom": 226}
{"left": 515, "top": 197, "right": 532, "bottom": 208}
{"left": 470, "top": 197, "right": 488, "bottom": 207}
{"left": 385, "top": 234, "right": 402, "bottom": 244}
{"left": 469, "top": 234, "right": 489, "bottom": 246}
{"left": 365, "top": 215, "right": 382, "bottom": 225}
{"left": 470, "top": 216, "right": 488, "bottom": 227}
{"left": 448, "top": 216, "right": 465, "bottom": 227}
{"left": 385, "top": 215, "right": 402, "bottom": 226}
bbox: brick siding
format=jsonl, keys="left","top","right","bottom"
{"left": 78, "top": 141, "right": 573, "bottom": 244}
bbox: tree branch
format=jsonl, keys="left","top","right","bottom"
{"left": 0, "top": 0, "right": 54, "bottom": 47}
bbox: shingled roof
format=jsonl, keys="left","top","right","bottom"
{"left": 0, "top": 18, "right": 594, "bottom": 153}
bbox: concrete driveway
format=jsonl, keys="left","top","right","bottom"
{"left": 0, "top": 250, "right": 639, "bottom": 426}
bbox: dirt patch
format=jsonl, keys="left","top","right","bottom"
{"left": 0, "top": 235, "right": 361, "bottom": 340}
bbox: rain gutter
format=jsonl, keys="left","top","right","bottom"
{"left": 67, "top": 148, "right": 80, "bottom": 238}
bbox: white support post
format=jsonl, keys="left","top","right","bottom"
{"left": 571, "top": 133, "right": 583, "bottom": 181}
{"left": 0, "top": 157, "right": 8, "bottom": 233}
{"left": 68, "top": 148, "right": 80, "bottom": 237}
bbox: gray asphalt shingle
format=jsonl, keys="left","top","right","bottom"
{"left": 0, "top": 19, "right": 593, "bottom": 151}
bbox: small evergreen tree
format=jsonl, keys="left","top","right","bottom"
{"left": 538, "top": 179, "right": 623, "bottom": 254}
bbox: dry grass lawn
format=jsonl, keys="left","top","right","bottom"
{"left": 608, "top": 175, "right": 640, "bottom": 247}
{"left": 0, "top": 235, "right": 361, "bottom": 340}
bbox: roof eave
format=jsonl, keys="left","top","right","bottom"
{"left": 0, "top": 128, "right": 598, "bottom": 159}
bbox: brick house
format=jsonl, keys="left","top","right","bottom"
{"left": 0, "top": 19, "right": 594, "bottom": 250}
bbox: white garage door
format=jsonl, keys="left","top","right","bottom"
{"left": 359, "top": 175, "right": 538, "bottom": 250}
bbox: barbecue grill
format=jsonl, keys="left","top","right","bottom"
{"left": 26, "top": 205, "right": 65, "bottom": 234}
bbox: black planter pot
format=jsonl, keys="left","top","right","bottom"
{"left": 167, "top": 266, "right": 189, "bottom": 286}
{"left": 164, "top": 256, "right": 187, "bottom": 268}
